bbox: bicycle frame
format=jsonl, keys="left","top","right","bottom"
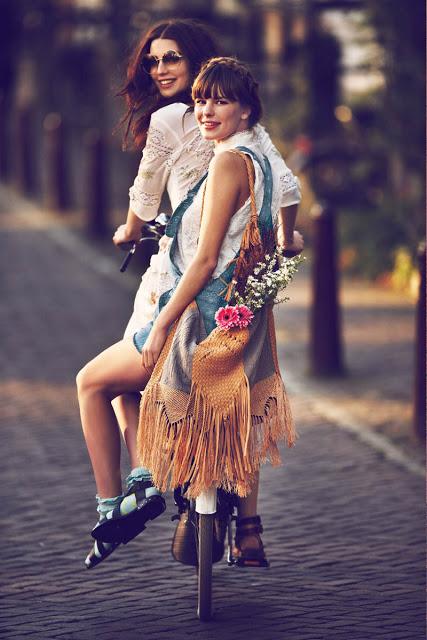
{"left": 195, "top": 487, "right": 217, "bottom": 622}
{"left": 195, "top": 487, "right": 217, "bottom": 515}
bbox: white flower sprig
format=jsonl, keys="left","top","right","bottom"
{"left": 234, "top": 249, "right": 304, "bottom": 312}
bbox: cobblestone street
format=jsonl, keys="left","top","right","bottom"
{"left": 0, "top": 187, "right": 425, "bottom": 640}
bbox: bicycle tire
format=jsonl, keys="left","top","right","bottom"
{"left": 197, "top": 513, "right": 214, "bottom": 621}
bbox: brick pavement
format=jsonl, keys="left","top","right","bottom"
{"left": 0, "top": 188, "right": 425, "bottom": 640}
{"left": 275, "top": 266, "right": 424, "bottom": 468}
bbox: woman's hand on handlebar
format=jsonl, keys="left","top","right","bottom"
{"left": 282, "top": 230, "right": 304, "bottom": 257}
{"left": 112, "top": 224, "right": 141, "bottom": 247}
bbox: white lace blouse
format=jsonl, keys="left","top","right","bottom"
{"left": 172, "top": 129, "right": 283, "bottom": 282}
{"left": 128, "top": 102, "right": 301, "bottom": 221}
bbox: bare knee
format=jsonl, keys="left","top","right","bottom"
{"left": 112, "top": 392, "right": 140, "bottom": 412}
{"left": 112, "top": 392, "right": 140, "bottom": 433}
{"left": 76, "top": 360, "right": 106, "bottom": 399}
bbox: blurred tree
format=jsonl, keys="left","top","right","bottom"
{"left": 0, "top": 0, "right": 23, "bottom": 176}
{"left": 347, "top": 0, "right": 426, "bottom": 280}
{"left": 0, "top": 0, "right": 22, "bottom": 97}
{"left": 365, "top": 0, "right": 425, "bottom": 184}
{"left": 304, "top": 13, "right": 340, "bottom": 139}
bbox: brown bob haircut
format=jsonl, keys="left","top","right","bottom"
{"left": 192, "top": 57, "right": 263, "bottom": 128}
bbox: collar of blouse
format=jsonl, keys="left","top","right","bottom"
{"left": 213, "top": 128, "right": 255, "bottom": 155}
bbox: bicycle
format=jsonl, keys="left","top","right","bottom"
{"left": 172, "top": 484, "right": 239, "bottom": 621}
{"left": 117, "top": 218, "right": 270, "bottom": 621}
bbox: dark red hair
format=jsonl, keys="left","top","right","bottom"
{"left": 117, "top": 19, "right": 219, "bottom": 149}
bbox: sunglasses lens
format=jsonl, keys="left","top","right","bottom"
{"left": 141, "top": 55, "right": 156, "bottom": 73}
{"left": 162, "top": 51, "right": 181, "bottom": 65}
{"left": 142, "top": 51, "right": 182, "bottom": 73}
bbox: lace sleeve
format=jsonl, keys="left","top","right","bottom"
{"left": 254, "top": 124, "right": 302, "bottom": 208}
{"left": 129, "top": 113, "right": 179, "bottom": 221}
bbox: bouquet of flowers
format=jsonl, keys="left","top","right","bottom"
{"left": 215, "top": 249, "right": 304, "bottom": 330}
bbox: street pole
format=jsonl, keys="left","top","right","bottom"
{"left": 414, "top": 241, "right": 426, "bottom": 441}
{"left": 309, "top": 202, "right": 345, "bottom": 376}
{"left": 44, "top": 112, "right": 69, "bottom": 211}
{"left": 84, "top": 128, "right": 108, "bottom": 238}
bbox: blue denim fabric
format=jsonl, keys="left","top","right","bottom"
{"left": 133, "top": 146, "right": 273, "bottom": 352}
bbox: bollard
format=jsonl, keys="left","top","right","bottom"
{"left": 414, "top": 241, "right": 426, "bottom": 442}
{"left": 309, "top": 202, "right": 345, "bottom": 376}
{"left": 16, "top": 104, "right": 36, "bottom": 195}
{"left": 0, "top": 95, "right": 9, "bottom": 180}
{"left": 84, "top": 128, "right": 108, "bottom": 238}
{"left": 43, "top": 112, "right": 69, "bottom": 210}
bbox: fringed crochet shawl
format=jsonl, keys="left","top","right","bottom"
{"left": 136, "top": 144, "right": 295, "bottom": 498}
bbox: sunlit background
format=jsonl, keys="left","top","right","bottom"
{"left": 0, "top": 4, "right": 425, "bottom": 633}
{"left": 1, "top": 0, "right": 424, "bottom": 282}
{"left": 0, "top": 0, "right": 425, "bottom": 448}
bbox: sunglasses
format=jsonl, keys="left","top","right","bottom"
{"left": 141, "top": 50, "right": 185, "bottom": 74}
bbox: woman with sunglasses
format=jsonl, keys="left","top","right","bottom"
{"left": 82, "top": 20, "right": 302, "bottom": 569}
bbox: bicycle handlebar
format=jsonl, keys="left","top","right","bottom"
{"left": 118, "top": 214, "right": 168, "bottom": 273}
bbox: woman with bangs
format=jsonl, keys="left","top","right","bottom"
{"left": 78, "top": 52, "right": 303, "bottom": 570}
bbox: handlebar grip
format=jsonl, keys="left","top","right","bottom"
{"left": 119, "top": 245, "right": 136, "bottom": 272}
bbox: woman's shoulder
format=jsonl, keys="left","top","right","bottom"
{"left": 150, "top": 102, "right": 195, "bottom": 131}
{"left": 211, "top": 149, "right": 247, "bottom": 170}
{"left": 209, "top": 150, "right": 252, "bottom": 186}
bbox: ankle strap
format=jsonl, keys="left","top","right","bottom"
{"left": 236, "top": 515, "right": 262, "bottom": 528}
{"left": 235, "top": 525, "right": 263, "bottom": 538}
{"left": 235, "top": 515, "right": 264, "bottom": 543}
{"left": 125, "top": 479, "right": 153, "bottom": 495}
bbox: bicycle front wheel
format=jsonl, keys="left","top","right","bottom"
{"left": 197, "top": 513, "right": 214, "bottom": 621}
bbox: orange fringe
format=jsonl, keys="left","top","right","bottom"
{"left": 137, "top": 372, "right": 294, "bottom": 498}
{"left": 135, "top": 146, "right": 297, "bottom": 495}
{"left": 137, "top": 308, "right": 295, "bottom": 498}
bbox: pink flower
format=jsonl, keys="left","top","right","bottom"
{"left": 215, "top": 305, "right": 240, "bottom": 330}
{"left": 235, "top": 304, "right": 254, "bottom": 328}
{"left": 215, "top": 304, "right": 254, "bottom": 330}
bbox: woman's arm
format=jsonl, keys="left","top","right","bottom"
{"left": 113, "top": 107, "right": 185, "bottom": 245}
{"left": 277, "top": 204, "right": 304, "bottom": 255}
{"left": 129, "top": 112, "right": 177, "bottom": 222}
{"left": 140, "top": 152, "right": 247, "bottom": 369}
{"left": 255, "top": 126, "right": 303, "bottom": 254}
{"left": 254, "top": 124, "right": 302, "bottom": 207}
{"left": 277, "top": 204, "right": 298, "bottom": 246}
{"left": 113, "top": 208, "right": 146, "bottom": 245}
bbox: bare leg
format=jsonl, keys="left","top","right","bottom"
{"left": 237, "top": 472, "right": 262, "bottom": 552}
{"left": 112, "top": 394, "right": 140, "bottom": 470}
{"left": 76, "top": 338, "right": 151, "bottom": 498}
{"left": 238, "top": 472, "right": 259, "bottom": 519}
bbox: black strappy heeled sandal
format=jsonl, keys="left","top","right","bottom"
{"left": 85, "top": 539, "right": 121, "bottom": 569}
{"left": 232, "top": 515, "right": 269, "bottom": 568}
{"left": 91, "top": 480, "right": 166, "bottom": 545}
